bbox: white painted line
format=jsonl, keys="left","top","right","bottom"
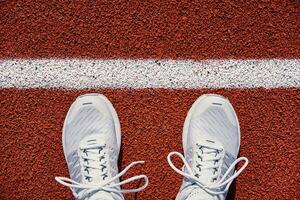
{"left": 0, "top": 59, "right": 299, "bottom": 88}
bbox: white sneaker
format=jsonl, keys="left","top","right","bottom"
{"left": 55, "top": 93, "right": 148, "bottom": 200}
{"left": 167, "top": 94, "right": 249, "bottom": 200}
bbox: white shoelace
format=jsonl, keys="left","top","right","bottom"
{"left": 55, "top": 144, "right": 148, "bottom": 199}
{"left": 167, "top": 150, "right": 248, "bottom": 195}
{"left": 56, "top": 161, "right": 148, "bottom": 199}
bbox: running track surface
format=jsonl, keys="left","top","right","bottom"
{"left": 0, "top": 1, "right": 300, "bottom": 200}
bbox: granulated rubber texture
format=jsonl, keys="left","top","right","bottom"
{"left": 0, "top": 0, "right": 299, "bottom": 59}
{"left": 0, "top": 88, "right": 299, "bottom": 200}
{"left": 1, "top": 1, "right": 299, "bottom": 200}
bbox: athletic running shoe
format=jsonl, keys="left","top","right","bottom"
{"left": 55, "top": 93, "right": 148, "bottom": 200}
{"left": 167, "top": 94, "right": 248, "bottom": 200}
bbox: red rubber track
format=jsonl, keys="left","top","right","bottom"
{"left": 0, "top": 0, "right": 299, "bottom": 59}
{"left": 0, "top": 89, "right": 299, "bottom": 200}
{"left": 1, "top": 1, "right": 300, "bottom": 200}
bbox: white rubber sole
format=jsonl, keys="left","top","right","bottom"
{"left": 62, "top": 93, "right": 121, "bottom": 161}
{"left": 182, "top": 94, "right": 241, "bottom": 155}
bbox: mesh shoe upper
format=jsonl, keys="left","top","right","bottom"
{"left": 56, "top": 94, "right": 148, "bottom": 200}
{"left": 63, "top": 94, "right": 119, "bottom": 184}
{"left": 186, "top": 95, "right": 240, "bottom": 183}
{"left": 169, "top": 94, "right": 248, "bottom": 200}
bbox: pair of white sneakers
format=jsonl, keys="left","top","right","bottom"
{"left": 55, "top": 93, "right": 248, "bottom": 200}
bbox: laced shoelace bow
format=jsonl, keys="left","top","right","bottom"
{"left": 167, "top": 149, "right": 248, "bottom": 195}
{"left": 55, "top": 144, "right": 148, "bottom": 199}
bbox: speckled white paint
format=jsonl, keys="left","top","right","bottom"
{"left": 0, "top": 59, "right": 299, "bottom": 88}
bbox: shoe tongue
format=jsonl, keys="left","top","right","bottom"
{"left": 196, "top": 148, "right": 216, "bottom": 183}
{"left": 198, "top": 138, "right": 223, "bottom": 149}
{"left": 79, "top": 134, "right": 108, "bottom": 184}
{"left": 79, "top": 134, "right": 106, "bottom": 148}
{"left": 194, "top": 138, "right": 224, "bottom": 183}
{"left": 89, "top": 191, "right": 115, "bottom": 200}
{"left": 186, "top": 188, "right": 216, "bottom": 200}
